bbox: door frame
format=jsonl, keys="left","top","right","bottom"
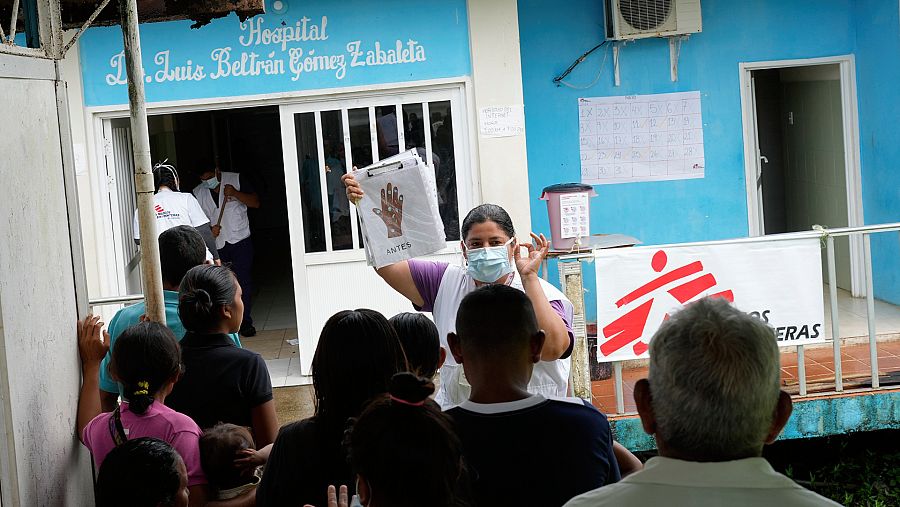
{"left": 88, "top": 79, "right": 477, "bottom": 374}
{"left": 87, "top": 77, "right": 475, "bottom": 297}
{"left": 739, "top": 55, "right": 865, "bottom": 296}
{"left": 278, "top": 85, "right": 473, "bottom": 373}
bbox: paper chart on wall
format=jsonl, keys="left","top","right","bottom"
{"left": 578, "top": 91, "right": 705, "bottom": 185}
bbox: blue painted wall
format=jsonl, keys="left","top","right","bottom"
{"left": 78, "top": 0, "right": 470, "bottom": 106}
{"left": 518, "top": 0, "right": 900, "bottom": 320}
{"left": 852, "top": 1, "right": 900, "bottom": 305}
{"left": 611, "top": 390, "right": 900, "bottom": 451}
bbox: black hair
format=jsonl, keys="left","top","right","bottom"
{"left": 389, "top": 313, "right": 441, "bottom": 379}
{"left": 159, "top": 226, "right": 207, "bottom": 287}
{"left": 153, "top": 162, "right": 180, "bottom": 192}
{"left": 460, "top": 204, "right": 515, "bottom": 241}
{"left": 455, "top": 284, "right": 538, "bottom": 355}
{"left": 200, "top": 423, "right": 256, "bottom": 492}
{"left": 312, "top": 309, "right": 407, "bottom": 426}
{"left": 95, "top": 437, "right": 184, "bottom": 507}
{"left": 110, "top": 322, "right": 182, "bottom": 415}
{"left": 178, "top": 264, "right": 238, "bottom": 333}
{"left": 348, "top": 373, "right": 469, "bottom": 507}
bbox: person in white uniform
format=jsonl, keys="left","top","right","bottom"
{"left": 343, "top": 173, "right": 574, "bottom": 409}
{"left": 193, "top": 168, "right": 260, "bottom": 337}
{"left": 133, "top": 162, "right": 219, "bottom": 263}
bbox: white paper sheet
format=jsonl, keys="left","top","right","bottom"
{"left": 479, "top": 105, "right": 525, "bottom": 138}
{"left": 578, "top": 91, "right": 705, "bottom": 185}
{"left": 559, "top": 192, "right": 590, "bottom": 239}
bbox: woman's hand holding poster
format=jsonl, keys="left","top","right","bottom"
{"left": 355, "top": 150, "right": 446, "bottom": 268}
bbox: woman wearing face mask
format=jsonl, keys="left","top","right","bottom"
{"left": 133, "top": 161, "right": 220, "bottom": 263}
{"left": 342, "top": 174, "right": 575, "bottom": 409}
{"left": 192, "top": 168, "right": 260, "bottom": 337}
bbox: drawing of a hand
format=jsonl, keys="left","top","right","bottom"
{"left": 373, "top": 182, "right": 403, "bottom": 238}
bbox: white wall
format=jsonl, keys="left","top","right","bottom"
{"left": 466, "top": 0, "right": 532, "bottom": 234}
{"left": 0, "top": 53, "right": 94, "bottom": 506}
{"left": 59, "top": 38, "right": 105, "bottom": 300}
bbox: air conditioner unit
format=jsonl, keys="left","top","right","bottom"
{"left": 605, "top": 0, "right": 702, "bottom": 41}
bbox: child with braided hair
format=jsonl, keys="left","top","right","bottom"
{"left": 77, "top": 317, "right": 257, "bottom": 506}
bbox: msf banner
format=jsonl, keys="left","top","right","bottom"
{"left": 594, "top": 237, "right": 825, "bottom": 362}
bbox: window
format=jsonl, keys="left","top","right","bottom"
{"left": 290, "top": 90, "right": 466, "bottom": 254}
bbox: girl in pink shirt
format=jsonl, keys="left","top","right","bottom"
{"left": 76, "top": 316, "right": 216, "bottom": 506}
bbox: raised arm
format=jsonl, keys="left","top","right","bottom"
{"left": 515, "top": 233, "right": 571, "bottom": 361}
{"left": 224, "top": 184, "right": 260, "bottom": 209}
{"left": 342, "top": 172, "right": 426, "bottom": 307}
{"left": 376, "top": 261, "right": 425, "bottom": 308}
{"left": 76, "top": 315, "right": 111, "bottom": 442}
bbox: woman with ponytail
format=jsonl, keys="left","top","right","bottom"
{"left": 166, "top": 264, "right": 278, "bottom": 458}
{"left": 346, "top": 372, "right": 471, "bottom": 507}
{"left": 77, "top": 317, "right": 211, "bottom": 504}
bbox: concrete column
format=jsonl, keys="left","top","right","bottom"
{"left": 466, "top": 0, "right": 532, "bottom": 234}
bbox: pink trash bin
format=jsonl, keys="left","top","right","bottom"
{"left": 540, "top": 183, "right": 597, "bottom": 251}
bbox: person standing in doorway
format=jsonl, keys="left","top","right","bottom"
{"left": 193, "top": 168, "right": 260, "bottom": 337}
{"left": 134, "top": 161, "right": 220, "bottom": 263}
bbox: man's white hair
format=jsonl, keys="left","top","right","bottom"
{"left": 648, "top": 297, "right": 781, "bottom": 460}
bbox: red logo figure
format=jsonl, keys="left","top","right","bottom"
{"left": 154, "top": 205, "right": 164, "bottom": 214}
{"left": 600, "top": 250, "right": 734, "bottom": 357}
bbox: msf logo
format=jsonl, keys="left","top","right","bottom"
{"left": 599, "top": 250, "right": 734, "bottom": 357}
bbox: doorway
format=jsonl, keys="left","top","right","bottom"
{"left": 740, "top": 57, "right": 864, "bottom": 296}
{"left": 99, "top": 84, "right": 474, "bottom": 379}
{"left": 102, "top": 106, "right": 298, "bottom": 366}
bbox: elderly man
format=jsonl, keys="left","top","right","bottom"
{"left": 565, "top": 297, "right": 840, "bottom": 507}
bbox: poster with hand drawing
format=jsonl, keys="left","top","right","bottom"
{"left": 355, "top": 150, "right": 446, "bottom": 268}
{"left": 374, "top": 183, "right": 404, "bottom": 238}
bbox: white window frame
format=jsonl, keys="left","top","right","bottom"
{"left": 85, "top": 78, "right": 477, "bottom": 300}
{"left": 279, "top": 85, "right": 473, "bottom": 266}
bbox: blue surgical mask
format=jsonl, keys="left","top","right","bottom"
{"left": 466, "top": 238, "right": 515, "bottom": 283}
{"left": 203, "top": 176, "right": 219, "bottom": 189}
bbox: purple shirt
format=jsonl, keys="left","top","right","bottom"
{"left": 407, "top": 260, "right": 576, "bottom": 358}
{"left": 82, "top": 402, "right": 207, "bottom": 486}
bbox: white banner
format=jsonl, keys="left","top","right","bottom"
{"left": 594, "top": 238, "right": 825, "bottom": 362}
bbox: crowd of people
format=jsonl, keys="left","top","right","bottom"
{"left": 75, "top": 178, "right": 842, "bottom": 506}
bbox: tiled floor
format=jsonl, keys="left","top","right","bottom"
{"left": 241, "top": 230, "right": 307, "bottom": 388}
{"left": 591, "top": 289, "right": 900, "bottom": 415}
{"left": 821, "top": 286, "right": 900, "bottom": 341}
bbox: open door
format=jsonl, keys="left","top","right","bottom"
{"left": 749, "top": 75, "right": 767, "bottom": 234}
{"left": 742, "top": 58, "right": 865, "bottom": 296}
{"left": 101, "top": 118, "right": 142, "bottom": 295}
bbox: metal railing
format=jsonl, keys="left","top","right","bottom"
{"left": 597, "top": 222, "right": 900, "bottom": 415}
{"left": 88, "top": 294, "right": 143, "bottom": 310}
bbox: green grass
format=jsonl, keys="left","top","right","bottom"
{"left": 765, "top": 430, "right": 900, "bottom": 507}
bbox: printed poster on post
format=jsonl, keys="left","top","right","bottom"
{"left": 578, "top": 91, "right": 705, "bottom": 185}
{"left": 594, "top": 238, "right": 825, "bottom": 362}
{"left": 559, "top": 192, "right": 590, "bottom": 239}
